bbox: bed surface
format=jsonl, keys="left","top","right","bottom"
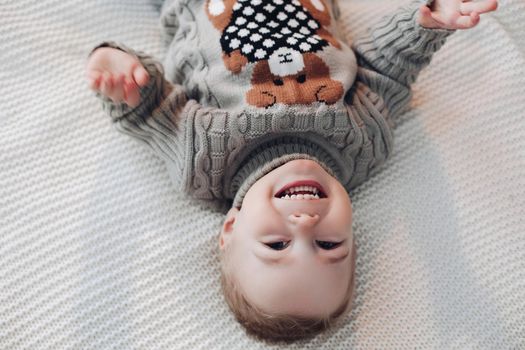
{"left": 1, "top": 0, "right": 524, "bottom": 349}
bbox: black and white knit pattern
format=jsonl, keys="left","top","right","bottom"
{"left": 220, "top": 0, "right": 329, "bottom": 62}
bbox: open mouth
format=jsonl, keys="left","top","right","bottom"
{"left": 274, "top": 180, "right": 327, "bottom": 200}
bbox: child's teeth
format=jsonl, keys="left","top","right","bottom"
{"left": 281, "top": 193, "right": 321, "bottom": 200}
{"left": 279, "top": 185, "right": 322, "bottom": 199}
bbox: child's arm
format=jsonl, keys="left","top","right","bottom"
{"left": 351, "top": 0, "right": 497, "bottom": 119}
{"left": 86, "top": 43, "right": 196, "bottom": 192}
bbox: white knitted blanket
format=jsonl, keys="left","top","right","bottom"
{"left": 1, "top": 0, "right": 524, "bottom": 349}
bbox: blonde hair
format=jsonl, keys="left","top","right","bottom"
{"left": 219, "top": 242, "right": 356, "bottom": 343}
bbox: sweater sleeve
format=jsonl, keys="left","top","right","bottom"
{"left": 351, "top": 1, "right": 454, "bottom": 120}
{"left": 160, "top": 0, "right": 180, "bottom": 47}
{"left": 93, "top": 42, "right": 197, "bottom": 193}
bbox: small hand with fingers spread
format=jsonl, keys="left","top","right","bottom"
{"left": 418, "top": 0, "right": 498, "bottom": 30}
{"left": 86, "top": 47, "right": 150, "bottom": 108}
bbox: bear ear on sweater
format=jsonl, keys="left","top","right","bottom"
{"left": 299, "top": 0, "right": 331, "bottom": 26}
{"left": 206, "top": 0, "right": 237, "bottom": 31}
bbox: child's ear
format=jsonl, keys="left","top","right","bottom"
{"left": 219, "top": 207, "right": 239, "bottom": 250}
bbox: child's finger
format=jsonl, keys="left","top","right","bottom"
{"left": 124, "top": 80, "right": 141, "bottom": 107}
{"left": 460, "top": 0, "right": 498, "bottom": 15}
{"left": 454, "top": 12, "right": 480, "bottom": 29}
{"left": 100, "top": 72, "right": 114, "bottom": 97}
{"left": 110, "top": 74, "right": 126, "bottom": 102}
{"left": 418, "top": 5, "right": 443, "bottom": 29}
{"left": 131, "top": 64, "right": 149, "bottom": 87}
{"left": 87, "top": 71, "right": 102, "bottom": 91}
{"left": 418, "top": 5, "right": 432, "bottom": 21}
{"left": 428, "top": 14, "right": 445, "bottom": 28}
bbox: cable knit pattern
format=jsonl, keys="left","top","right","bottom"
{"left": 162, "top": 0, "right": 220, "bottom": 106}
{"left": 1, "top": 0, "right": 524, "bottom": 349}
{"left": 95, "top": 2, "right": 451, "bottom": 205}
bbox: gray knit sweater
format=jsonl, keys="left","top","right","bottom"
{"left": 98, "top": 0, "right": 452, "bottom": 207}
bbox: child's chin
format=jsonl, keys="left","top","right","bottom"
{"left": 281, "top": 159, "right": 328, "bottom": 176}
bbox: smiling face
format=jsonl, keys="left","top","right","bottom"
{"left": 220, "top": 159, "right": 355, "bottom": 318}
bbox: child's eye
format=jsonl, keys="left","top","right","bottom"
{"left": 265, "top": 241, "right": 290, "bottom": 250}
{"left": 316, "top": 240, "right": 343, "bottom": 250}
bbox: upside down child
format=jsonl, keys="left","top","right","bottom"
{"left": 86, "top": 0, "right": 497, "bottom": 342}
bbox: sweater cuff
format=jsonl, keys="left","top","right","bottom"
{"left": 371, "top": 2, "right": 455, "bottom": 62}
{"left": 92, "top": 42, "right": 173, "bottom": 122}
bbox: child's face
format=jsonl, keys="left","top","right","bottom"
{"left": 220, "top": 160, "right": 354, "bottom": 317}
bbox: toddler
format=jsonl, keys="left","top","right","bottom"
{"left": 86, "top": 0, "right": 497, "bottom": 342}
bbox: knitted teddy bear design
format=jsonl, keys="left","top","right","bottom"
{"left": 206, "top": 0, "right": 344, "bottom": 108}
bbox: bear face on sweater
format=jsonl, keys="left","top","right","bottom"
{"left": 206, "top": 0, "right": 344, "bottom": 108}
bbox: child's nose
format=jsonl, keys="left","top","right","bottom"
{"left": 288, "top": 213, "right": 320, "bottom": 228}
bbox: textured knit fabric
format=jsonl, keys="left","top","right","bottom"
{"left": 1, "top": 0, "right": 524, "bottom": 349}
{"left": 219, "top": 1, "right": 330, "bottom": 62}
{"left": 97, "top": 1, "right": 452, "bottom": 207}
{"left": 161, "top": 0, "right": 352, "bottom": 110}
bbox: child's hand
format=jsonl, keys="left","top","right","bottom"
{"left": 86, "top": 47, "right": 149, "bottom": 108}
{"left": 418, "top": 0, "right": 498, "bottom": 30}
